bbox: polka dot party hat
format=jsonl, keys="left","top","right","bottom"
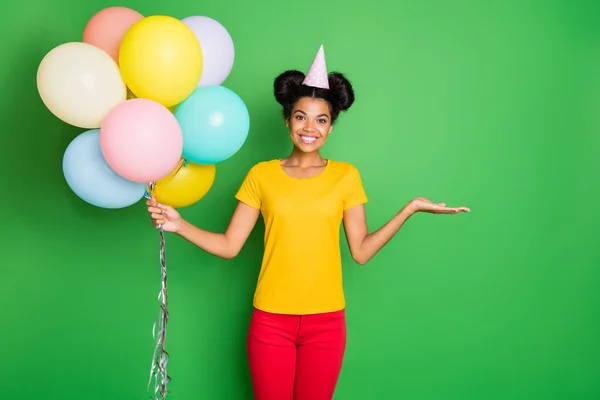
{"left": 302, "top": 45, "right": 329, "bottom": 89}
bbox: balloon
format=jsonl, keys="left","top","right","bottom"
{"left": 153, "top": 160, "right": 216, "bottom": 208}
{"left": 119, "top": 16, "right": 203, "bottom": 108}
{"left": 127, "top": 89, "right": 177, "bottom": 113}
{"left": 100, "top": 98, "right": 183, "bottom": 183}
{"left": 37, "top": 42, "right": 127, "bottom": 128}
{"left": 82, "top": 6, "right": 144, "bottom": 64}
{"left": 62, "top": 129, "right": 146, "bottom": 209}
{"left": 181, "top": 16, "right": 234, "bottom": 86}
{"left": 175, "top": 86, "right": 250, "bottom": 164}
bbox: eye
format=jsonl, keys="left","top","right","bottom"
{"left": 318, "top": 119, "right": 328, "bottom": 124}
{"left": 295, "top": 115, "right": 305, "bottom": 120}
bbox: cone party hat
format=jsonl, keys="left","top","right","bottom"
{"left": 302, "top": 45, "right": 329, "bottom": 89}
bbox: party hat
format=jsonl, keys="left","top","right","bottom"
{"left": 302, "top": 45, "right": 329, "bottom": 89}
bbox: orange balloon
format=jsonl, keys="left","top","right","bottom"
{"left": 83, "top": 7, "right": 144, "bottom": 64}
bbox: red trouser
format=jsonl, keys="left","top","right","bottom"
{"left": 246, "top": 307, "right": 347, "bottom": 400}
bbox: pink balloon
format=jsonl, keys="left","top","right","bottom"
{"left": 83, "top": 7, "right": 144, "bottom": 64}
{"left": 100, "top": 99, "right": 183, "bottom": 183}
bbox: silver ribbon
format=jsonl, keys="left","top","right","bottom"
{"left": 145, "top": 183, "right": 171, "bottom": 399}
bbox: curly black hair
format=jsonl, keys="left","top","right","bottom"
{"left": 273, "top": 70, "right": 355, "bottom": 123}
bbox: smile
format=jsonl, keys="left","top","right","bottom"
{"left": 299, "top": 135, "right": 318, "bottom": 144}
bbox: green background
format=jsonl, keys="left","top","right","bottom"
{"left": 2, "top": 0, "right": 599, "bottom": 399}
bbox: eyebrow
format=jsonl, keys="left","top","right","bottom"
{"left": 293, "top": 110, "right": 330, "bottom": 118}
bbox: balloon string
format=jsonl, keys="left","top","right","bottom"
{"left": 169, "top": 159, "right": 186, "bottom": 178}
{"left": 144, "top": 184, "right": 171, "bottom": 399}
{"left": 144, "top": 182, "right": 156, "bottom": 201}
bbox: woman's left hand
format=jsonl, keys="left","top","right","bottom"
{"left": 407, "top": 197, "right": 470, "bottom": 214}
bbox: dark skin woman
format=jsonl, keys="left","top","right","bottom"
{"left": 147, "top": 46, "right": 469, "bottom": 400}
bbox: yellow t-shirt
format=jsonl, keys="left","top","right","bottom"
{"left": 235, "top": 159, "right": 368, "bottom": 315}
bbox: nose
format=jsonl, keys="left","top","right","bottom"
{"left": 303, "top": 119, "right": 317, "bottom": 132}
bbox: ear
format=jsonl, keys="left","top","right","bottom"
{"left": 328, "top": 124, "right": 333, "bottom": 134}
{"left": 285, "top": 117, "right": 290, "bottom": 128}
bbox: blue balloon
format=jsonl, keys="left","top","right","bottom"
{"left": 62, "top": 129, "right": 146, "bottom": 209}
{"left": 175, "top": 85, "right": 250, "bottom": 164}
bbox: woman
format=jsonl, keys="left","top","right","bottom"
{"left": 146, "top": 46, "right": 470, "bottom": 399}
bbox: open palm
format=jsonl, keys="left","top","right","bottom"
{"left": 409, "top": 197, "right": 470, "bottom": 214}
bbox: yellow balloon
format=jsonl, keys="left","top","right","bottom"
{"left": 127, "top": 89, "right": 177, "bottom": 113}
{"left": 153, "top": 160, "right": 216, "bottom": 208}
{"left": 37, "top": 42, "right": 127, "bottom": 128}
{"left": 119, "top": 15, "right": 203, "bottom": 108}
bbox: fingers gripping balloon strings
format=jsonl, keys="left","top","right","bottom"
{"left": 144, "top": 182, "right": 171, "bottom": 399}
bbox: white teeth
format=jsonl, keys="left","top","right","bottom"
{"left": 300, "top": 135, "right": 317, "bottom": 144}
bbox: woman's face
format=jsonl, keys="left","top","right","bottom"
{"left": 286, "top": 97, "right": 333, "bottom": 153}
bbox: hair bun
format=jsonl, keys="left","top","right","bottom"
{"left": 327, "top": 72, "right": 355, "bottom": 111}
{"left": 272, "top": 69, "right": 355, "bottom": 123}
{"left": 274, "top": 70, "right": 305, "bottom": 106}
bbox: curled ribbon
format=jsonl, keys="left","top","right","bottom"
{"left": 144, "top": 183, "right": 171, "bottom": 399}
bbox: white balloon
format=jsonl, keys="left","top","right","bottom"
{"left": 181, "top": 16, "right": 235, "bottom": 86}
{"left": 37, "top": 42, "right": 127, "bottom": 128}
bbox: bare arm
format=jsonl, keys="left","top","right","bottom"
{"left": 342, "top": 204, "right": 413, "bottom": 265}
{"left": 343, "top": 197, "right": 470, "bottom": 265}
{"left": 176, "top": 201, "right": 260, "bottom": 260}
{"left": 148, "top": 199, "right": 260, "bottom": 260}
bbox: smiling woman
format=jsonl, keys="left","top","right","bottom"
{"left": 289, "top": 98, "right": 332, "bottom": 146}
{"left": 146, "top": 45, "right": 469, "bottom": 399}
{"left": 276, "top": 70, "right": 353, "bottom": 165}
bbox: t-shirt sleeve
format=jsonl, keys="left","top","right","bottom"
{"left": 343, "top": 166, "right": 368, "bottom": 210}
{"left": 235, "top": 165, "right": 262, "bottom": 209}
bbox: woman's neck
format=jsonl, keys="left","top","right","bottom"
{"left": 282, "top": 147, "right": 327, "bottom": 168}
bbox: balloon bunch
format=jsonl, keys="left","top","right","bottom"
{"left": 36, "top": 7, "right": 249, "bottom": 400}
{"left": 37, "top": 6, "right": 249, "bottom": 210}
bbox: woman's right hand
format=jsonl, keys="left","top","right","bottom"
{"left": 146, "top": 198, "right": 183, "bottom": 233}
